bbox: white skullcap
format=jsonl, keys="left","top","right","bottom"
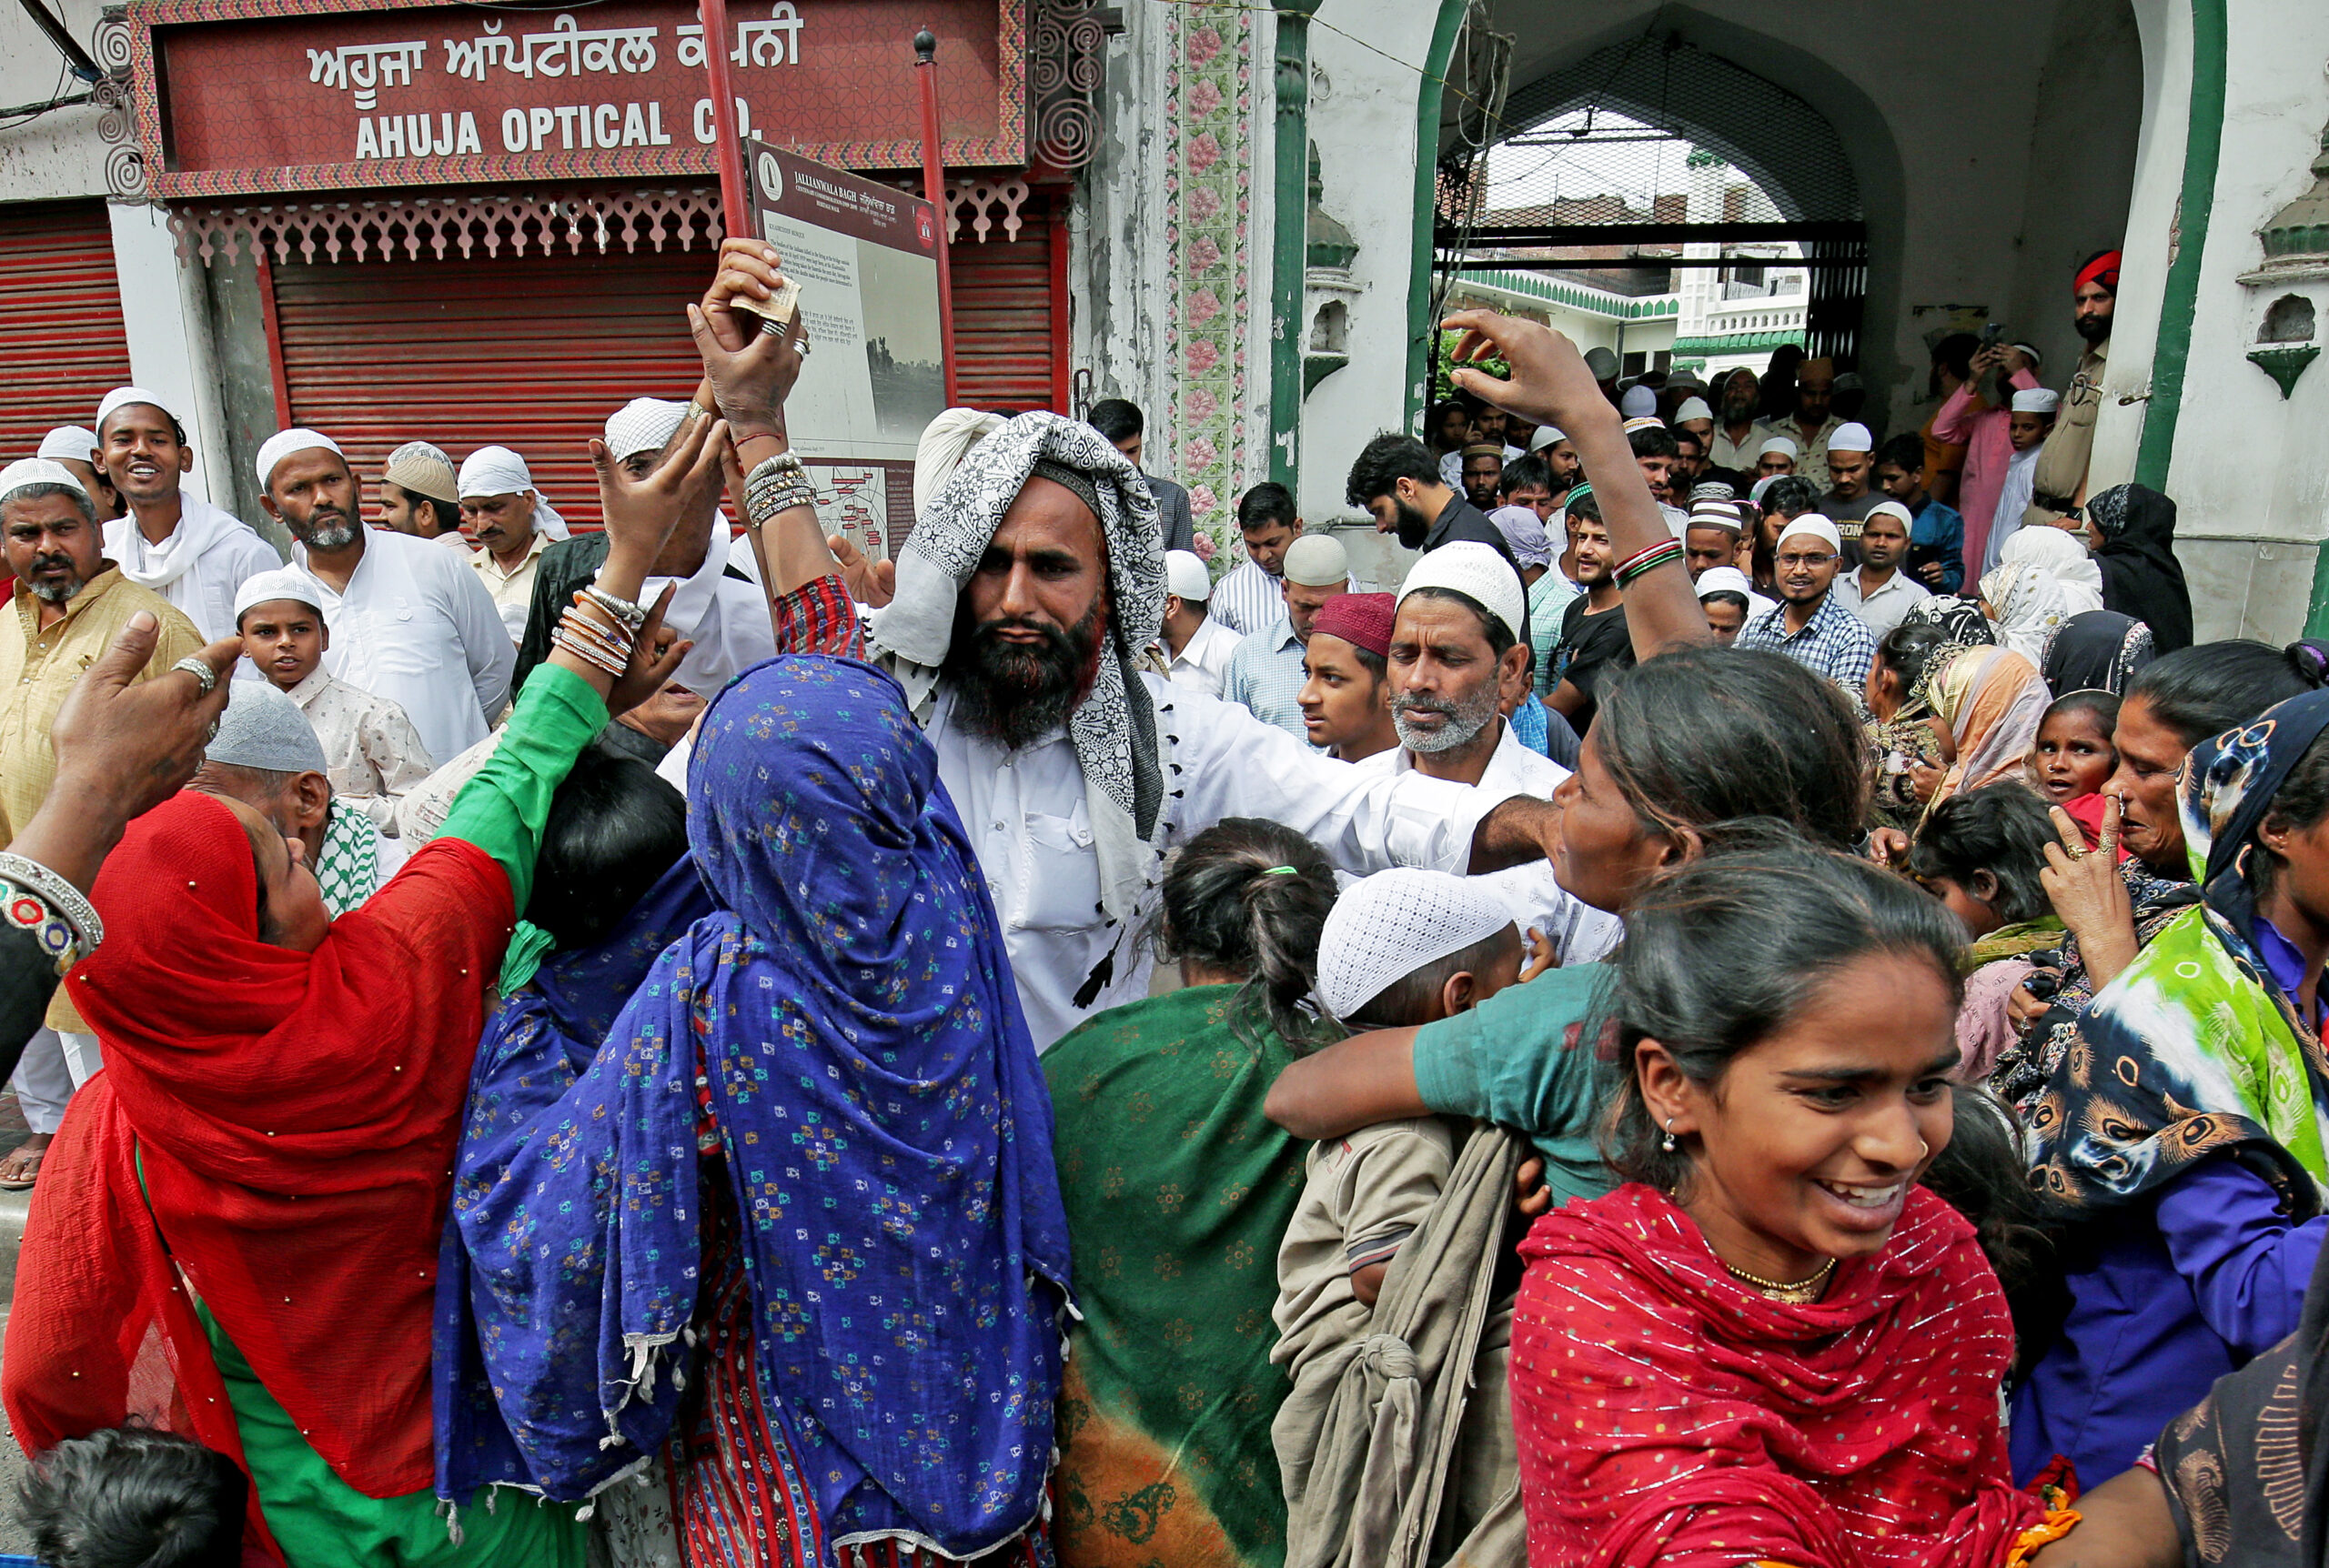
{"left": 255, "top": 428, "right": 344, "bottom": 488}
{"left": 37, "top": 427, "right": 98, "bottom": 464}
{"left": 1758, "top": 435, "right": 1800, "bottom": 459}
{"left": 1863, "top": 499, "right": 1914, "bottom": 531}
{"left": 96, "top": 387, "right": 176, "bottom": 427}
{"left": 1317, "top": 868, "right": 1517, "bottom": 1020}
{"left": 1673, "top": 397, "right": 1713, "bottom": 425}
{"left": 2011, "top": 387, "right": 2062, "bottom": 415}
{"left": 1397, "top": 539, "right": 1525, "bottom": 642}
{"left": 1283, "top": 531, "right": 1351, "bottom": 588}
{"left": 233, "top": 567, "right": 325, "bottom": 623}
{"left": 605, "top": 397, "right": 690, "bottom": 462}
{"left": 1696, "top": 566, "right": 1757, "bottom": 601}
{"left": 2011, "top": 342, "right": 2043, "bottom": 366}
{"left": 1584, "top": 347, "right": 1620, "bottom": 378}
{"left": 1527, "top": 425, "right": 1567, "bottom": 453}
{"left": 459, "top": 446, "right": 569, "bottom": 538}
{"left": 0, "top": 457, "right": 86, "bottom": 504}
{"left": 914, "top": 407, "right": 1006, "bottom": 516}
{"left": 206, "top": 681, "right": 328, "bottom": 776}
{"left": 1619, "top": 385, "right": 1659, "bottom": 417}
{"left": 1775, "top": 514, "right": 1843, "bottom": 554}
{"left": 1829, "top": 422, "right": 1873, "bottom": 454}
{"left": 1164, "top": 549, "right": 1212, "bottom": 602}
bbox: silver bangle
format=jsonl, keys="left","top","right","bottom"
{"left": 169, "top": 656, "right": 218, "bottom": 697}
{"left": 580, "top": 585, "right": 649, "bottom": 633}
{"left": 0, "top": 851, "right": 103, "bottom": 964}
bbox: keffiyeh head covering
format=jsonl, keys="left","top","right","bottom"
{"left": 874, "top": 411, "right": 1165, "bottom": 921}
{"left": 2031, "top": 689, "right": 2329, "bottom": 1214}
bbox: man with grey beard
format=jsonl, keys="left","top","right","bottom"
{"left": 0, "top": 457, "right": 205, "bottom": 1187}
{"left": 254, "top": 429, "right": 510, "bottom": 768}
{"left": 1353, "top": 539, "right": 1621, "bottom": 964}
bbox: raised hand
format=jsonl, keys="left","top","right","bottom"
{"left": 1440, "top": 308, "right": 1615, "bottom": 432}
{"left": 13, "top": 614, "right": 241, "bottom": 892}
{"left": 690, "top": 240, "right": 805, "bottom": 444}
{"left": 825, "top": 531, "right": 897, "bottom": 608}
{"left": 606, "top": 583, "right": 693, "bottom": 719}
{"left": 590, "top": 411, "right": 727, "bottom": 568}
{"left": 2041, "top": 797, "right": 2137, "bottom": 989}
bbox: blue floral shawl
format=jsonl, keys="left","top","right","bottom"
{"left": 433, "top": 656, "right": 1072, "bottom": 1560}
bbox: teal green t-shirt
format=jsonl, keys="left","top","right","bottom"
{"left": 1410, "top": 960, "right": 1620, "bottom": 1209}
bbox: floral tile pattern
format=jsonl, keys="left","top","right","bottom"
{"left": 1164, "top": 0, "right": 1253, "bottom": 549}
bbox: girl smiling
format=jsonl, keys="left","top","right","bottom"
{"left": 1508, "top": 844, "right": 2075, "bottom": 1568}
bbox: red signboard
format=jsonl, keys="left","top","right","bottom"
{"left": 130, "top": 0, "right": 1024, "bottom": 198}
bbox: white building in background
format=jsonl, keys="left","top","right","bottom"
{"left": 1441, "top": 271, "right": 1679, "bottom": 377}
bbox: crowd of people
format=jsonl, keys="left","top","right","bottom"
{"left": 0, "top": 227, "right": 2308, "bottom": 1568}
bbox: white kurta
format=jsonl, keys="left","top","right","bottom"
{"left": 292, "top": 528, "right": 515, "bottom": 769}
{"left": 926, "top": 674, "right": 1514, "bottom": 1050}
{"left": 104, "top": 498, "right": 282, "bottom": 642}
{"left": 1162, "top": 613, "right": 1244, "bottom": 699}
{"left": 1355, "top": 721, "right": 1623, "bottom": 967}
{"left": 649, "top": 533, "right": 778, "bottom": 698}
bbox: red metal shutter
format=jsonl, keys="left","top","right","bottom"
{"left": 267, "top": 247, "right": 714, "bottom": 527}
{"left": 950, "top": 191, "right": 1064, "bottom": 413}
{"left": 0, "top": 201, "right": 132, "bottom": 461}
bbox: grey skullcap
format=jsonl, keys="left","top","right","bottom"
{"left": 206, "top": 682, "right": 328, "bottom": 776}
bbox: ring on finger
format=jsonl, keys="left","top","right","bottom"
{"left": 170, "top": 656, "right": 219, "bottom": 696}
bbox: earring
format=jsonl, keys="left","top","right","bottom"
{"left": 1661, "top": 1118, "right": 1679, "bottom": 1153}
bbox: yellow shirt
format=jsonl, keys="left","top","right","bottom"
{"left": 468, "top": 531, "right": 551, "bottom": 643}
{"left": 0, "top": 568, "right": 205, "bottom": 849}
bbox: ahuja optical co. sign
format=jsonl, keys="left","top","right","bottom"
{"left": 126, "top": 0, "right": 1027, "bottom": 198}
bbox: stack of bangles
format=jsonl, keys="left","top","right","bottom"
{"left": 549, "top": 584, "right": 650, "bottom": 678}
{"left": 0, "top": 851, "right": 103, "bottom": 974}
{"left": 1613, "top": 538, "right": 1685, "bottom": 588}
{"left": 744, "top": 451, "right": 819, "bottom": 528}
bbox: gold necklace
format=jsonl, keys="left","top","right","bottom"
{"left": 1724, "top": 1256, "right": 1837, "bottom": 1303}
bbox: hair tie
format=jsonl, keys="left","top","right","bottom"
{"left": 1262, "top": 865, "right": 1297, "bottom": 875}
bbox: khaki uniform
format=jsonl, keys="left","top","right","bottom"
{"left": 2027, "top": 337, "right": 2109, "bottom": 527}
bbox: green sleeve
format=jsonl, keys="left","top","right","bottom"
{"left": 437, "top": 663, "right": 610, "bottom": 912}
{"left": 1412, "top": 960, "right": 1619, "bottom": 1209}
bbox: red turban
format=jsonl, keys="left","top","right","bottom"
{"left": 1311, "top": 591, "right": 1395, "bottom": 658}
{"left": 2074, "top": 249, "right": 2122, "bottom": 294}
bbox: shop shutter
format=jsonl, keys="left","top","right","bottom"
{"left": 269, "top": 246, "right": 712, "bottom": 528}
{"left": 950, "top": 192, "right": 1064, "bottom": 414}
{"left": 0, "top": 201, "right": 132, "bottom": 463}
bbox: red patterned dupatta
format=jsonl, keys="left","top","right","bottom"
{"left": 1510, "top": 1182, "right": 2056, "bottom": 1568}
{"left": 3, "top": 791, "right": 514, "bottom": 1521}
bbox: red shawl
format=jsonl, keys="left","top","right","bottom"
{"left": 1510, "top": 1183, "right": 2050, "bottom": 1568}
{"left": 3, "top": 790, "right": 514, "bottom": 1529}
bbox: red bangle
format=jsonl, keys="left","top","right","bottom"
{"left": 1613, "top": 538, "right": 1685, "bottom": 587}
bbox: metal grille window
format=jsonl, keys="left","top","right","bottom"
{"left": 1437, "top": 28, "right": 1868, "bottom": 370}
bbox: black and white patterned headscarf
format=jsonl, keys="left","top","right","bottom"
{"left": 872, "top": 411, "right": 1166, "bottom": 921}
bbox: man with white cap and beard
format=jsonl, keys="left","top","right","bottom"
{"left": 1223, "top": 530, "right": 1351, "bottom": 740}
{"left": 693, "top": 239, "right": 1534, "bottom": 1049}
{"left": 253, "top": 428, "right": 512, "bottom": 767}
{"left": 1733, "top": 512, "right": 1878, "bottom": 693}
{"left": 1155, "top": 548, "right": 1240, "bottom": 698}
{"left": 1983, "top": 387, "right": 2062, "bottom": 575}
{"left": 511, "top": 396, "right": 776, "bottom": 699}
{"left": 1820, "top": 421, "right": 1881, "bottom": 528}
{"left": 95, "top": 387, "right": 280, "bottom": 640}
{"left": 458, "top": 447, "right": 570, "bottom": 640}
{"left": 36, "top": 427, "right": 120, "bottom": 520}
{"left": 1355, "top": 541, "right": 1618, "bottom": 965}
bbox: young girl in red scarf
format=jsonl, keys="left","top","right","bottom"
{"left": 1508, "top": 842, "right": 2094, "bottom": 1568}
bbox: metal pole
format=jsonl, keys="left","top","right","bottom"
{"left": 698, "top": 0, "right": 749, "bottom": 236}
{"left": 915, "top": 28, "right": 959, "bottom": 405}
